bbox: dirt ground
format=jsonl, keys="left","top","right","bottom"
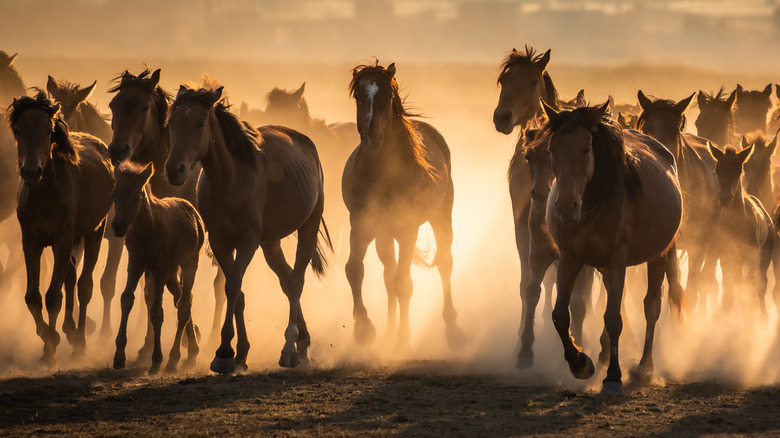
{"left": 0, "top": 360, "right": 778, "bottom": 437}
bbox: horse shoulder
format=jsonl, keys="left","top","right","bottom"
{"left": 411, "top": 120, "right": 451, "bottom": 166}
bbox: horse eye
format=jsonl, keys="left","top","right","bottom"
{"left": 196, "top": 121, "right": 205, "bottom": 128}
{"left": 142, "top": 104, "right": 151, "bottom": 111}
{"left": 584, "top": 147, "right": 591, "bottom": 154}
{"left": 531, "top": 79, "right": 539, "bottom": 86}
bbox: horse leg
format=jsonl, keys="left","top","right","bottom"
{"left": 61, "top": 257, "right": 77, "bottom": 343}
{"left": 756, "top": 236, "right": 773, "bottom": 321}
{"left": 375, "top": 234, "right": 398, "bottom": 343}
{"left": 261, "top": 241, "right": 299, "bottom": 367}
{"left": 394, "top": 226, "right": 418, "bottom": 351}
{"left": 21, "top": 240, "right": 56, "bottom": 366}
{"left": 178, "top": 255, "right": 200, "bottom": 370}
{"left": 346, "top": 219, "right": 375, "bottom": 345}
{"left": 99, "top": 230, "right": 124, "bottom": 340}
{"left": 541, "top": 265, "right": 556, "bottom": 326}
{"left": 570, "top": 267, "right": 595, "bottom": 350}
{"left": 631, "top": 256, "right": 665, "bottom": 387}
{"left": 210, "top": 237, "right": 257, "bottom": 374}
{"left": 684, "top": 244, "right": 707, "bottom": 313}
{"left": 113, "top": 259, "right": 143, "bottom": 370}
{"left": 208, "top": 266, "right": 226, "bottom": 350}
{"left": 73, "top": 225, "right": 104, "bottom": 357}
{"left": 42, "top": 238, "right": 73, "bottom": 359}
{"left": 430, "top": 198, "right": 466, "bottom": 351}
{"left": 514, "top": 201, "right": 531, "bottom": 346}
{"left": 601, "top": 258, "right": 628, "bottom": 394}
{"left": 552, "top": 253, "right": 591, "bottom": 380}
{"left": 517, "top": 248, "right": 555, "bottom": 370}
{"left": 165, "top": 270, "right": 187, "bottom": 373}
{"left": 148, "top": 270, "right": 166, "bottom": 375}
{"left": 135, "top": 274, "right": 155, "bottom": 365}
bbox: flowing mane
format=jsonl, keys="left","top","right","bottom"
{"left": 636, "top": 96, "right": 687, "bottom": 132}
{"left": 349, "top": 62, "right": 437, "bottom": 178}
{"left": 109, "top": 69, "right": 172, "bottom": 129}
{"left": 7, "top": 91, "right": 78, "bottom": 164}
{"left": 541, "top": 106, "right": 641, "bottom": 201}
{"left": 497, "top": 45, "right": 559, "bottom": 108}
{"left": 169, "top": 84, "right": 261, "bottom": 168}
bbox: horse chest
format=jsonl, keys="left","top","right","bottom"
{"left": 17, "top": 186, "right": 76, "bottom": 242}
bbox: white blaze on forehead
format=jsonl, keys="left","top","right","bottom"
{"left": 365, "top": 80, "right": 379, "bottom": 126}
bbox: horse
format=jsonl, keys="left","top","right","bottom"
{"left": 7, "top": 92, "right": 113, "bottom": 366}
{"left": 734, "top": 84, "right": 773, "bottom": 136}
{"left": 343, "top": 62, "right": 464, "bottom": 350}
{"left": 769, "top": 85, "right": 780, "bottom": 132}
{"left": 708, "top": 142, "right": 774, "bottom": 318}
{"left": 515, "top": 127, "right": 595, "bottom": 369}
{"left": 636, "top": 90, "right": 719, "bottom": 312}
{"left": 45, "top": 76, "right": 112, "bottom": 143}
{"left": 46, "top": 75, "right": 124, "bottom": 340}
{"left": 107, "top": 68, "right": 224, "bottom": 353}
{"left": 164, "top": 80, "right": 332, "bottom": 373}
{"left": 111, "top": 162, "right": 204, "bottom": 374}
{"left": 0, "top": 51, "right": 26, "bottom": 106}
{"left": 538, "top": 101, "right": 684, "bottom": 393}
{"left": 617, "top": 113, "right": 638, "bottom": 130}
{"left": 742, "top": 133, "right": 778, "bottom": 211}
{"left": 695, "top": 87, "right": 736, "bottom": 147}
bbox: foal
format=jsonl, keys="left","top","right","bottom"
{"left": 709, "top": 142, "right": 774, "bottom": 318}
{"left": 111, "top": 162, "right": 204, "bottom": 374}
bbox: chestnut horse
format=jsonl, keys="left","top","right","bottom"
{"left": 343, "top": 62, "right": 464, "bottom": 350}
{"left": 695, "top": 87, "right": 736, "bottom": 148}
{"left": 539, "top": 102, "right": 683, "bottom": 393}
{"left": 165, "top": 81, "right": 331, "bottom": 373}
{"left": 8, "top": 92, "right": 113, "bottom": 365}
{"left": 708, "top": 142, "right": 774, "bottom": 318}
{"left": 111, "top": 162, "right": 204, "bottom": 374}
{"left": 637, "top": 91, "right": 719, "bottom": 311}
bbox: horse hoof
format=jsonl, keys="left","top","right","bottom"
{"left": 515, "top": 355, "right": 533, "bottom": 370}
{"left": 149, "top": 363, "right": 161, "bottom": 375}
{"left": 183, "top": 358, "right": 198, "bottom": 371}
{"left": 165, "top": 362, "right": 179, "bottom": 374}
{"left": 446, "top": 326, "right": 467, "bottom": 351}
{"left": 630, "top": 365, "right": 653, "bottom": 387}
{"left": 113, "top": 359, "right": 125, "bottom": 370}
{"left": 40, "top": 354, "right": 56, "bottom": 368}
{"left": 354, "top": 318, "right": 376, "bottom": 346}
{"left": 600, "top": 381, "right": 624, "bottom": 395}
{"left": 234, "top": 362, "right": 249, "bottom": 374}
{"left": 570, "top": 352, "right": 595, "bottom": 380}
{"left": 279, "top": 351, "right": 300, "bottom": 368}
{"left": 210, "top": 355, "right": 235, "bottom": 374}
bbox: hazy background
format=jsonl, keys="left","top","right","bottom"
{"left": 1, "top": 0, "right": 780, "bottom": 388}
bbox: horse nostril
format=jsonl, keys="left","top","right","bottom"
{"left": 177, "top": 163, "right": 186, "bottom": 176}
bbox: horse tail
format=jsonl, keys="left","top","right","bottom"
{"left": 665, "top": 245, "right": 686, "bottom": 324}
{"left": 310, "top": 218, "right": 333, "bottom": 278}
{"left": 412, "top": 239, "right": 437, "bottom": 269}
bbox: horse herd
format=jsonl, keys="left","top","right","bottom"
{"left": 1, "top": 46, "right": 779, "bottom": 394}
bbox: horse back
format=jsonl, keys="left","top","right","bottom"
{"left": 72, "top": 133, "right": 114, "bottom": 236}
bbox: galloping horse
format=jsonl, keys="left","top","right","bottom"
{"left": 8, "top": 92, "right": 113, "bottom": 365}
{"left": 343, "top": 62, "right": 464, "bottom": 350}
{"left": 734, "top": 84, "right": 772, "bottom": 136}
{"left": 539, "top": 102, "right": 683, "bottom": 393}
{"left": 165, "top": 81, "right": 331, "bottom": 373}
{"left": 637, "top": 91, "right": 719, "bottom": 311}
{"left": 111, "top": 162, "right": 204, "bottom": 374}
{"left": 695, "top": 87, "right": 736, "bottom": 148}
{"left": 708, "top": 142, "right": 774, "bottom": 318}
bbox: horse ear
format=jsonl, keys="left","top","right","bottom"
{"left": 46, "top": 76, "right": 58, "bottom": 96}
{"left": 737, "top": 141, "right": 754, "bottom": 163}
{"left": 763, "top": 84, "right": 773, "bottom": 98}
{"left": 150, "top": 69, "right": 161, "bottom": 88}
{"left": 618, "top": 112, "right": 627, "bottom": 126}
{"left": 675, "top": 93, "right": 695, "bottom": 115}
{"left": 293, "top": 82, "right": 305, "bottom": 100}
{"left": 576, "top": 89, "right": 585, "bottom": 105}
{"left": 586, "top": 101, "right": 610, "bottom": 128}
{"left": 741, "top": 136, "right": 751, "bottom": 149}
{"left": 776, "top": 84, "right": 780, "bottom": 100}
{"left": 386, "top": 63, "right": 396, "bottom": 79}
{"left": 512, "top": 48, "right": 518, "bottom": 53}
{"left": 726, "top": 89, "right": 736, "bottom": 109}
{"left": 210, "top": 86, "right": 224, "bottom": 106}
{"left": 5, "top": 53, "right": 17, "bottom": 66}
{"left": 697, "top": 90, "right": 707, "bottom": 108}
{"left": 541, "top": 98, "right": 558, "bottom": 120}
{"left": 177, "top": 85, "right": 187, "bottom": 97}
{"left": 536, "top": 49, "right": 551, "bottom": 71}
{"left": 708, "top": 141, "right": 724, "bottom": 161}
{"left": 75, "top": 80, "right": 97, "bottom": 103}
{"left": 736, "top": 84, "right": 744, "bottom": 97}
{"left": 140, "top": 162, "right": 154, "bottom": 183}
{"left": 637, "top": 90, "right": 652, "bottom": 110}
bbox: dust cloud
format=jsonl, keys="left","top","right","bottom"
{"left": 1, "top": 0, "right": 780, "bottom": 389}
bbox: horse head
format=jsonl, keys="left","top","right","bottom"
{"left": 493, "top": 47, "right": 551, "bottom": 135}
{"left": 637, "top": 90, "right": 694, "bottom": 156}
{"left": 709, "top": 141, "right": 753, "bottom": 207}
{"left": 108, "top": 68, "right": 164, "bottom": 164}
{"left": 350, "top": 62, "right": 399, "bottom": 154}
{"left": 111, "top": 161, "right": 153, "bottom": 237}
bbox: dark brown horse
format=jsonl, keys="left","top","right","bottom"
{"left": 708, "top": 142, "right": 774, "bottom": 318}
{"left": 8, "top": 92, "right": 113, "bottom": 365}
{"left": 539, "top": 101, "right": 683, "bottom": 393}
{"left": 734, "top": 84, "right": 773, "bottom": 136}
{"left": 343, "top": 62, "right": 464, "bottom": 350}
{"left": 111, "top": 162, "right": 204, "bottom": 374}
{"left": 637, "top": 91, "right": 719, "bottom": 311}
{"left": 165, "top": 80, "right": 332, "bottom": 373}
{"left": 107, "top": 69, "right": 224, "bottom": 352}
{"left": 695, "top": 87, "right": 736, "bottom": 147}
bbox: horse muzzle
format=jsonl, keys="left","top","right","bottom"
{"left": 111, "top": 220, "right": 128, "bottom": 238}
{"left": 555, "top": 200, "right": 582, "bottom": 224}
{"left": 108, "top": 142, "right": 131, "bottom": 165}
{"left": 164, "top": 161, "right": 189, "bottom": 186}
{"left": 19, "top": 164, "right": 43, "bottom": 186}
{"left": 493, "top": 109, "right": 515, "bottom": 135}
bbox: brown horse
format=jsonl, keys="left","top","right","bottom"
{"left": 8, "top": 92, "right": 113, "bottom": 365}
{"left": 111, "top": 162, "right": 204, "bottom": 374}
{"left": 734, "top": 84, "right": 773, "bottom": 136}
{"left": 769, "top": 85, "right": 780, "bottom": 132}
{"left": 637, "top": 91, "right": 719, "bottom": 311}
{"left": 708, "top": 142, "right": 774, "bottom": 318}
{"left": 695, "top": 87, "right": 736, "bottom": 147}
{"left": 516, "top": 127, "right": 595, "bottom": 370}
{"left": 165, "top": 80, "right": 332, "bottom": 373}
{"left": 742, "top": 133, "right": 778, "bottom": 211}
{"left": 0, "top": 51, "right": 26, "bottom": 106}
{"left": 539, "top": 101, "right": 683, "bottom": 393}
{"left": 616, "top": 113, "right": 638, "bottom": 130}
{"left": 344, "top": 62, "right": 464, "bottom": 350}
{"left": 107, "top": 69, "right": 225, "bottom": 352}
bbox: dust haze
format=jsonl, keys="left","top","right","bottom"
{"left": 1, "top": 0, "right": 780, "bottom": 389}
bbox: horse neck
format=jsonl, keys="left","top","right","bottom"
{"left": 745, "top": 163, "right": 773, "bottom": 206}
{"left": 131, "top": 189, "right": 157, "bottom": 234}
{"left": 199, "top": 112, "right": 238, "bottom": 194}
{"left": 540, "top": 73, "right": 559, "bottom": 110}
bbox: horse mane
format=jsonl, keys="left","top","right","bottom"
{"left": 497, "top": 45, "right": 559, "bottom": 108}
{"left": 115, "top": 160, "right": 150, "bottom": 180}
{"left": 541, "top": 105, "right": 641, "bottom": 202}
{"left": 7, "top": 91, "right": 78, "bottom": 164}
{"left": 699, "top": 87, "right": 729, "bottom": 104}
{"left": 170, "top": 81, "right": 260, "bottom": 168}
{"left": 349, "top": 62, "right": 437, "bottom": 178}
{"left": 109, "top": 69, "right": 172, "bottom": 129}
{"left": 636, "top": 96, "right": 687, "bottom": 132}
{"left": 42, "top": 80, "right": 111, "bottom": 123}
